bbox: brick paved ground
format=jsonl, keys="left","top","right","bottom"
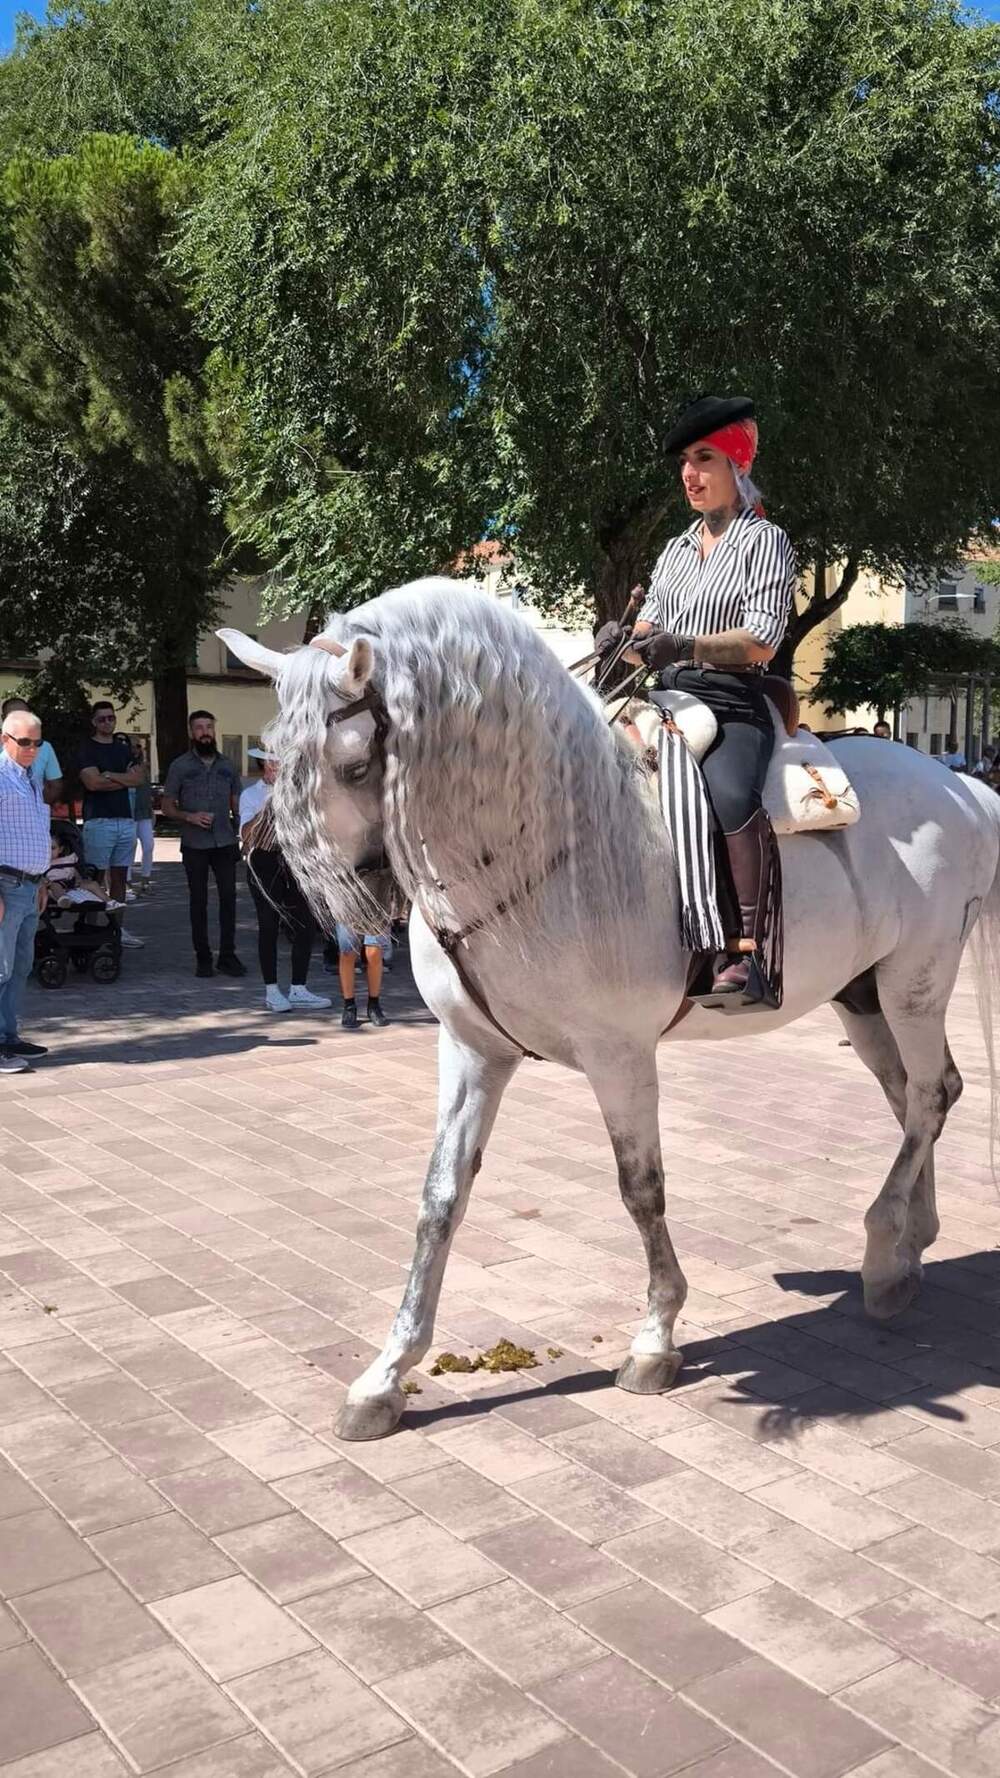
{"left": 1, "top": 845, "right": 1000, "bottom": 1777}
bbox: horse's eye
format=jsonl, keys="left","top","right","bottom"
{"left": 341, "top": 759, "right": 371, "bottom": 785}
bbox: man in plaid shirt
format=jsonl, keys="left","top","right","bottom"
{"left": 0, "top": 708, "right": 52, "bottom": 1075}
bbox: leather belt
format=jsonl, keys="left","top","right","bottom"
{"left": 0, "top": 865, "right": 44, "bottom": 885}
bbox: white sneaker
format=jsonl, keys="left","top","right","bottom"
{"left": 119, "top": 931, "right": 145, "bottom": 949}
{"left": 265, "top": 986, "right": 292, "bottom": 1012}
{"left": 125, "top": 889, "right": 137, "bottom": 903}
{"left": 287, "top": 985, "right": 332, "bottom": 1009}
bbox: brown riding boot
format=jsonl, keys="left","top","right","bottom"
{"left": 712, "top": 809, "right": 773, "bottom": 995}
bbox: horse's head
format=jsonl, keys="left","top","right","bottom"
{"left": 218, "top": 625, "right": 390, "bottom": 930}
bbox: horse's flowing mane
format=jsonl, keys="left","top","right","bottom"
{"left": 266, "top": 578, "right": 668, "bottom": 962}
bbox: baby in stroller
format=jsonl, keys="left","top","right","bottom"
{"left": 45, "top": 829, "right": 123, "bottom": 910}
{"left": 34, "top": 823, "right": 123, "bottom": 986}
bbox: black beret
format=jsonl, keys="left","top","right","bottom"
{"left": 664, "top": 395, "right": 755, "bottom": 454}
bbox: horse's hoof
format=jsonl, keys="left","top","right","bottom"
{"left": 335, "top": 1388, "right": 405, "bottom": 1441}
{"left": 615, "top": 1352, "right": 683, "bottom": 1394}
{"left": 864, "top": 1272, "right": 920, "bottom": 1322}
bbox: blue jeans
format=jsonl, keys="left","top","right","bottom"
{"left": 0, "top": 880, "right": 40, "bottom": 1044}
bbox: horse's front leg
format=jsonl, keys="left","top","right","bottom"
{"left": 584, "top": 1045, "right": 688, "bottom": 1394}
{"left": 336, "top": 1027, "right": 519, "bottom": 1440}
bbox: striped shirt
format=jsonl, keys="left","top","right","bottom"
{"left": 639, "top": 507, "right": 796, "bottom": 651}
{"left": 0, "top": 751, "right": 50, "bottom": 875}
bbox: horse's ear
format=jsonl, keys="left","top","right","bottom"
{"left": 327, "top": 637, "right": 374, "bottom": 701}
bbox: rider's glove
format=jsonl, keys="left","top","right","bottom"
{"left": 594, "top": 621, "right": 625, "bottom": 660}
{"left": 633, "top": 628, "right": 697, "bottom": 670}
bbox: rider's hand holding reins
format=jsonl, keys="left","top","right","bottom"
{"left": 632, "top": 628, "right": 696, "bottom": 670}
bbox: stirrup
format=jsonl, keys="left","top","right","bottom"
{"left": 688, "top": 951, "right": 781, "bottom": 1013}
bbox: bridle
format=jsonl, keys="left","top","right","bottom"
{"left": 315, "top": 642, "right": 560, "bottom": 1060}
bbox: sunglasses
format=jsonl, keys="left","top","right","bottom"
{"left": 3, "top": 734, "right": 43, "bottom": 749}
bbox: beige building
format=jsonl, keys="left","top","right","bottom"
{"left": 793, "top": 565, "right": 906, "bottom": 733}
{"left": 0, "top": 577, "right": 301, "bottom": 779}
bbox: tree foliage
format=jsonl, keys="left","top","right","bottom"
{"left": 0, "top": 132, "right": 228, "bottom": 766}
{"left": 812, "top": 620, "right": 1000, "bottom": 720}
{"left": 182, "top": 0, "right": 1000, "bottom": 638}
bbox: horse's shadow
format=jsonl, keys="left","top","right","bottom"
{"left": 402, "top": 1248, "right": 1000, "bottom": 1441}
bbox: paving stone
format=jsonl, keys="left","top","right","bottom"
{"left": 0, "top": 1508, "right": 99, "bottom": 1597}
{"left": 0, "top": 1734, "right": 130, "bottom": 1777}
{"left": 126, "top": 1735, "right": 295, "bottom": 1778}
{"left": 683, "top": 1654, "right": 890, "bottom": 1778}
{"left": 153, "top": 1459, "right": 291, "bottom": 1535}
{"left": 380, "top": 1649, "right": 568, "bottom": 1777}
{"left": 344, "top": 1514, "right": 501, "bottom": 1607}
{"left": 475, "top": 1516, "right": 629, "bottom": 1608}
{"left": 0, "top": 1645, "right": 95, "bottom": 1764}
{"left": 842, "top": 1656, "right": 1000, "bottom": 1778}
{"left": 860, "top": 1525, "right": 1000, "bottom": 1619}
{"left": 512, "top": 1461, "right": 663, "bottom": 1544}
{"left": 856, "top": 1587, "right": 1000, "bottom": 1700}
{"left": 90, "top": 1513, "right": 237, "bottom": 1601}
{"left": 392, "top": 1460, "right": 535, "bottom": 1540}
{"left": 602, "top": 1520, "right": 771, "bottom": 1613}
{"left": 705, "top": 1582, "right": 895, "bottom": 1690}
{"left": 226, "top": 1648, "right": 408, "bottom": 1774}
{"left": 10, "top": 1570, "right": 168, "bottom": 1675}
{"left": 72, "top": 1645, "right": 247, "bottom": 1771}
{"left": 570, "top": 1578, "right": 745, "bottom": 1690}
{"left": 273, "top": 1459, "right": 412, "bottom": 1541}
{"left": 432, "top": 1578, "right": 603, "bottom": 1686}
{"left": 150, "top": 1574, "right": 314, "bottom": 1679}
{"left": 291, "top": 1575, "right": 457, "bottom": 1681}
{"left": 532, "top": 1652, "right": 728, "bottom": 1777}
{"left": 215, "top": 1512, "right": 363, "bottom": 1602}
{"left": 33, "top": 1456, "right": 168, "bottom": 1536}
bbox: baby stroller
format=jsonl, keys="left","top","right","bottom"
{"left": 33, "top": 820, "right": 123, "bottom": 988}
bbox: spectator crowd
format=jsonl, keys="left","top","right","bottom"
{"left": 0, "top": 696, "right": 394, "bottom": 1076}
{"left": 2, "top": 684, "right": 996, "bottom": 1080}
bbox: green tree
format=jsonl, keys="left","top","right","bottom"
{"left": 183, "top": 0, "right": 1000, "bottom": 647}
{"left": 0, "top": 133, "right": 228, "bottom": 765}
{"left": 812, "top": 620, "right": 1000, "bottom": 722}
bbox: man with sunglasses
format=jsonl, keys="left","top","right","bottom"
{"left": 76, "top": 702, "right": 144, "bottom": 948}
{"left": 0, "top": 709, "right": 52, "bottom": 1074}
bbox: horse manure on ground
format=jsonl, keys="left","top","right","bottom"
{"left": 429, "top": 1339, "right": 539, "bottom": 1376}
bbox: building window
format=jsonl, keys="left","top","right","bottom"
{"left": 906, "top": 732, "right": 919, "bottom": 749}
{"left": 974, "top": 586, "right": 986, "bottom": 614}
{"left": 226, "top": 634, "right": 258, "bottom": 672}
{"left": 935, "top": 581, "right": 959, "bottom": 611}
{"left": 929, "top": 733, "right": 942, "bottom": 755}
{"left": 222, "top": 734, "right": 243, "bottom": 775}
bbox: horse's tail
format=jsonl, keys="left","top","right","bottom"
{"left": 969, "top": 799, "right": 1000, "bottom": 1175}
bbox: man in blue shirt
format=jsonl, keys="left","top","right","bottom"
{"left": 0, "top": 708, "right": 52, "bottom": 1075}
{"left": 1, "top": 697, "right": 62, "bottom": 806}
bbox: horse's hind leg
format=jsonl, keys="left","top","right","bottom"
{"left": 336, "top": 1028, "right": 518, "bottom": 1440}
{"left": 583, "top": 1046, "right": 688, "bottom": 1393}
{"left": 844, "top": 957, "right": 959, "bottom": 1321}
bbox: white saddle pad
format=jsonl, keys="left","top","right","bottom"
{"left": 631, "top": 691, "right": 861, "bottom": 834}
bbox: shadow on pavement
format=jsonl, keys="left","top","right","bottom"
{"left": 395, "top": 1248, "right": 1000, "bottom": 1448}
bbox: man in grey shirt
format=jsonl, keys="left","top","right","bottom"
{"left": 162, "top": 710, "right": 246, "bottom": 978}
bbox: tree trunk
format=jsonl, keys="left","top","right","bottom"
{"left": 594, "top": 530, "right": 656, "bottom": 629}
{"left": 152, "top": 660, "right": 190, "bottom": 778}
{"left": 302, "top": 597, "right": 326, "bottom": 643}
{"left": 773, "top": 554, "right": 860, "bottom": 680}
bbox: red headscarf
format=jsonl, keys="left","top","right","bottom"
{"left": 696, "top": 417, "right": 764, "bottom": 515}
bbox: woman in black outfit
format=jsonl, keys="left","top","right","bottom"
{"left": 239, "top": 750, "right": 331, "bottom": 1014}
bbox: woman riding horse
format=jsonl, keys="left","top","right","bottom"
{"left": 597, "top": 395, "right": 796, "bottom": 997}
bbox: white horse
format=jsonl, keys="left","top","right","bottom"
{"left": 221, "top": 578, "right": 1000, "bottom": 1441}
